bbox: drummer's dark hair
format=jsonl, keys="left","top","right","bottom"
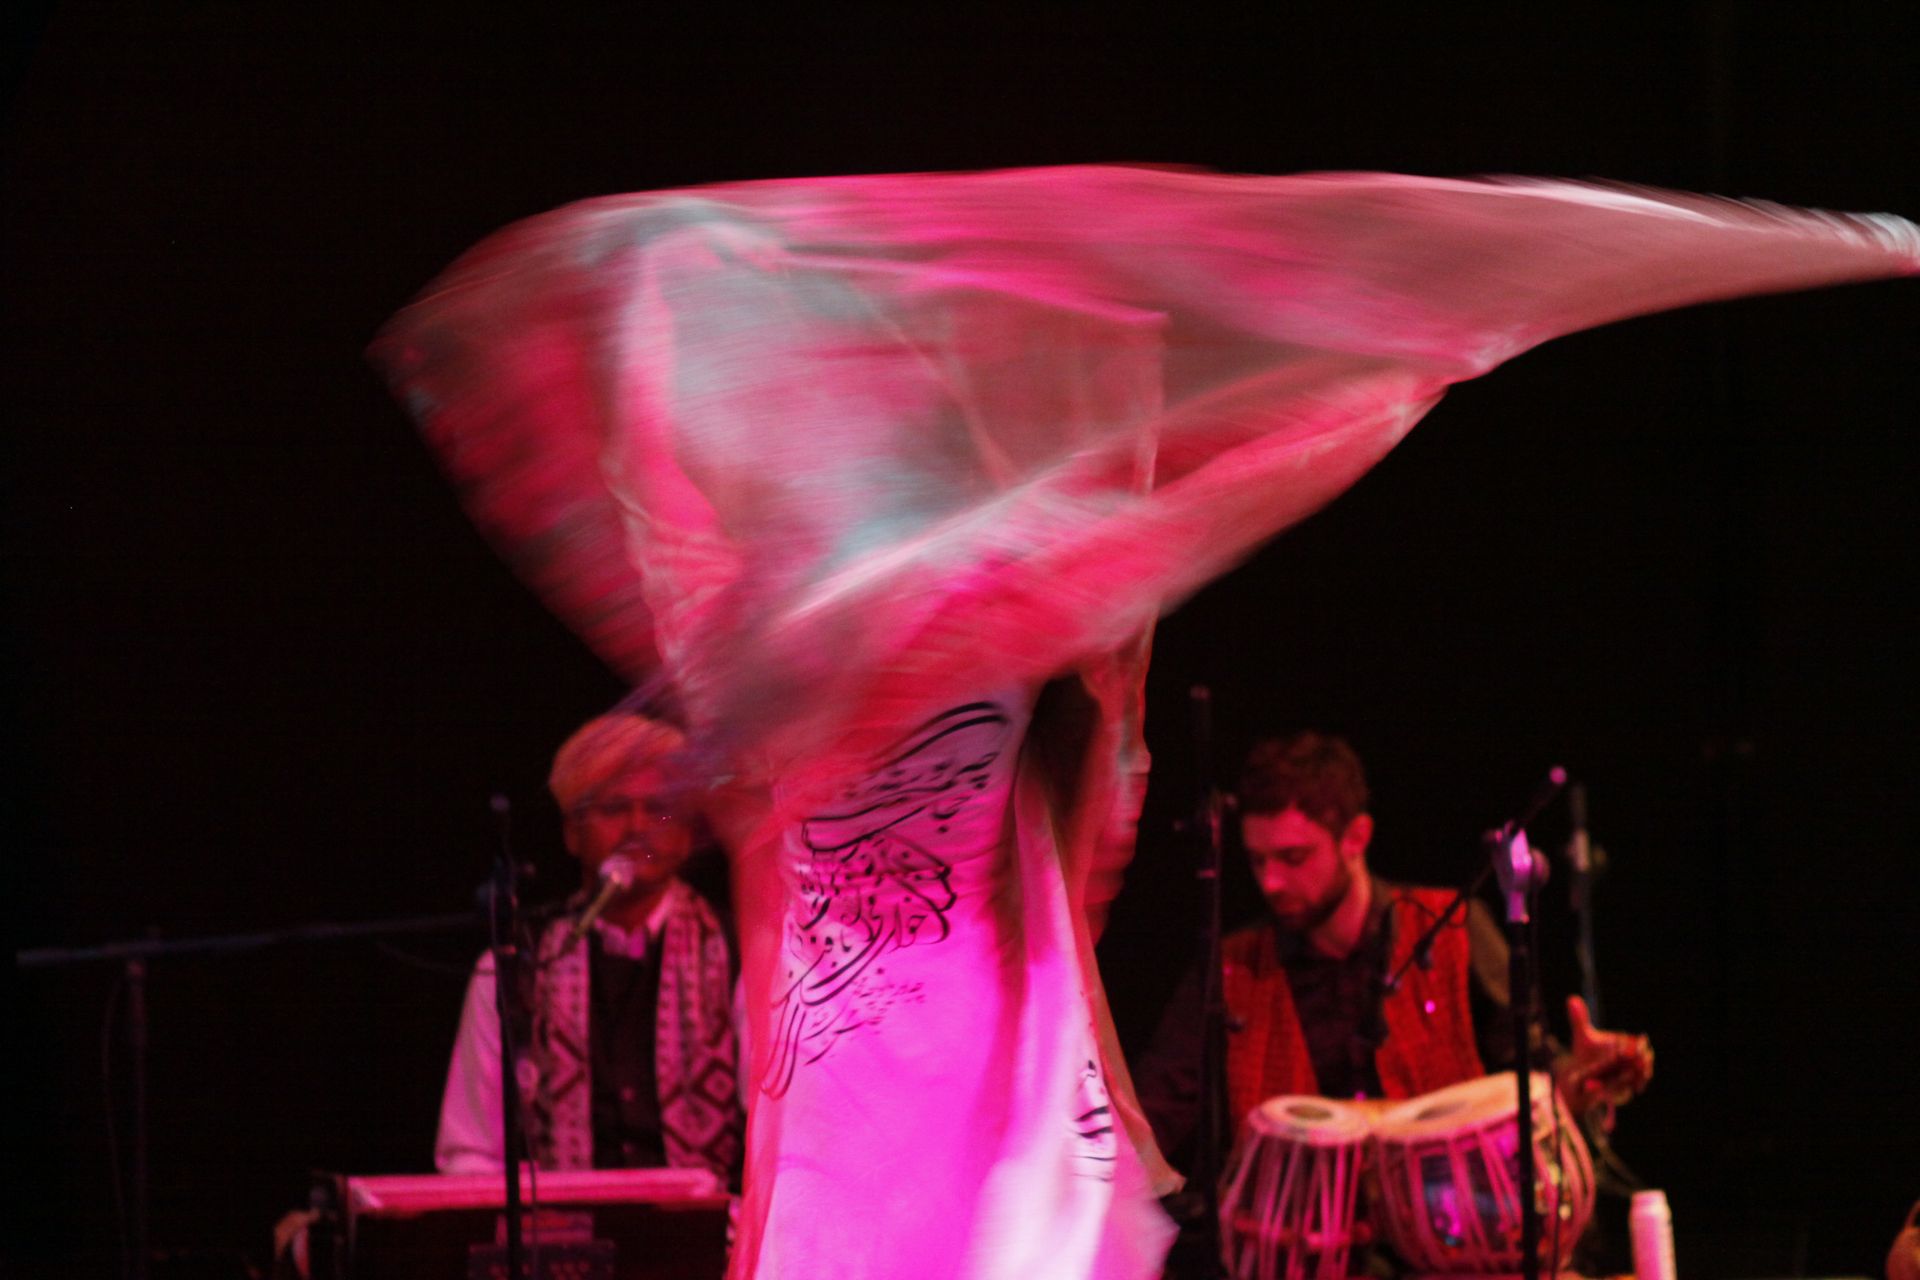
{"left": 1239, "top": 732, "right": 1369, "bottom": 833}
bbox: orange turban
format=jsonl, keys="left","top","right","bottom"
{"left": 547, "top": 713, "right": 685, "bottom": 813}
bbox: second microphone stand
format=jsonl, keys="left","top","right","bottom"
{"left": 1187, "top": 686, "right": 1229, "bottom": 1280}
{"left": 489, "top": 799, "right": 530, "bottom": 1280}
{"left": 1491, "top": 815, "right": 1552, "bottom": 1280}
{"left": 1385, "top": 767, "right": 1564, "bottom": 1280}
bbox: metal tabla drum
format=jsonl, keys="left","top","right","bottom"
{"left": 1220, "top": 1095, "right": 1374, "bottom": 1280}
{"left": 1370, "top": 1073, "right": 1595, "bottom": 1276}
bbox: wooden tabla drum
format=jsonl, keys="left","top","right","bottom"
{"left": 1370, "top": 1073, "right": 1594, "bottom": 1277}
{"left": 1220, "top": 1095, "right": 1374, "bottom": 1280}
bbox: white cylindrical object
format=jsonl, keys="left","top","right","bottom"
{"left": 1631, "top": 1189, "right": 1678, "bottom": 1280}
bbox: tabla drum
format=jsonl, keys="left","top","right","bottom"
{"left": 1370, "top": 1073, "right": 1594, "bottom": 1277}
{"left": 1220, "top": 1095, "right": 1374, "bottom": 1280}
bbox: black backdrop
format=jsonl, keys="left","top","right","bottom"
{"left": 6, "top": 5, "right": 1917, "bottom": 1277}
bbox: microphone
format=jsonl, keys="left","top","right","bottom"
{"left": 570, "top": 855, "right": 638, "bottom": 942}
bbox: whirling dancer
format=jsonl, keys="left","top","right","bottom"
{"left": 373, "top": 166, "right": 1915, "bottom": 1280}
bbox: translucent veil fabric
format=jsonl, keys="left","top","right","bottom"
{"left": 372, "top": 166, "right": 1916, "bottom": 796}
{"left": 376, "top": 167, "right": 1913, "bottom": 1280}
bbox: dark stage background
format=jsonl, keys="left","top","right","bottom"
{"left": 6, "top": 5, "right": 1917, "bottom": 1278}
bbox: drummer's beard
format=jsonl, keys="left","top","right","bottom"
{"left": 1268, "top": 859, "right": 1355, "bottom": 937}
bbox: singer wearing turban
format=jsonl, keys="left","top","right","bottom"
{"left": 437, "top": 712, "right": 744, "bottom": 1182}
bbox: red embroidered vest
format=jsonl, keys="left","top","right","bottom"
{"left": 1222, "top": 886, "right": 1484, "bottom": 1124}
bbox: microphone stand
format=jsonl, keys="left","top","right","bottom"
{"left": 1378, "top": 766, "right": 1565, "bottom": 1280}
{"left": 1187, "top": 685, "right": 1228, "bottom": 1280}
{"left": 16, "top": 910, "right": 481, "bottom": 1280}
{"left": 1564, "top": 786, "right": 1642, "bottom": 1201}
{"left": 1491, "top": 823, "right": 1550, "bottom": 1280}
{"left": 128, "top": 956, "right": 148, "bottom": 1280}
{"left": 1491, "top": 769, "right": 1564, "bottom": 1280}
{"left": 1566, "top": 784, "right": 1604, "bottom": 1025}
{"left": 1380, "top": 864, "right": 1490, "bottom": 996}
{"left": 488, "top": 795, "right": 530, "bottom": 1280}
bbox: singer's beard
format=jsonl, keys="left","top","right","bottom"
{"left": 1268, "top": 862, "right": 1354, "bottom": 937}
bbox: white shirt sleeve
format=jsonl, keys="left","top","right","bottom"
{"left": 435, "top": 953, "right": 505, "bottom": 1174}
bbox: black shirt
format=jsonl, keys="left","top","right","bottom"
{"left": 588, "top": 938, "right": 667, "bottom": 1169}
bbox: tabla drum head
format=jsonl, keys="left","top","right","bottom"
{"left": 1249, "top": 1094, "right": 1376, "bottom": 1146}
{"left": 1373, "top": 1073, "right": 1530, "bottom": 1142}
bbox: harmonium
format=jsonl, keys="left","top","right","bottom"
{"left": 309, "top": 1167, "right": 730, "bottom": 1280}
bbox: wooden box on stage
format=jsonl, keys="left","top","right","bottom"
{"left": 321, "top": 1167, "right": 729, "bottom": 1280}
